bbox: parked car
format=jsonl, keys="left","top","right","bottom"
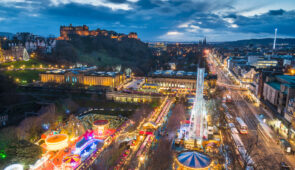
{"left": 279, "top": 139, "right": 292, "bottom": 154}
{"left": 280, "top": 162, "right": 291, "bottom": 170}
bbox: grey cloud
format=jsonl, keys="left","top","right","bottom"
{"left": 268, "top": 9, "right": 285, "bottom": 15}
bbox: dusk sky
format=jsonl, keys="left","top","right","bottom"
{"left": 0, "top": 0, "right": 295, "bottom": 42}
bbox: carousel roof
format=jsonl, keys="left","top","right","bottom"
{"left": 63, "top": 154, "right": 81, "bottom": 164}
{"left": 93, "top": 120, "right": 109, "bottom": 126}
{"left": 177, "top": 151, "right": 211, "bottom": 169}
{"left": 46, "top": 134, "right": 68, "bottom": 143}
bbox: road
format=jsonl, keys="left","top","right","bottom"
{"left": 124, "top": 78, "right": 145, "bottom": 90}
{"left": 208, "top": 53, "right": 295, "bottom": 169}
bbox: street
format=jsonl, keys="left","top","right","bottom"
{"left": 208, "top": 53, "right": 295, "bottom": 169}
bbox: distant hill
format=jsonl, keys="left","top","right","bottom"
{"left": 216, "top": 38, "right": 295, "bottom": 47}
{"left": 43, "top": 32, "right": 154, "bottom": 75}
{"left": 0, "top": 32, "right": 15, "bottom": 39}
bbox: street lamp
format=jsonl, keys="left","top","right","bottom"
{"left": 139, "top": 156, "right": 144, "bottom": 162}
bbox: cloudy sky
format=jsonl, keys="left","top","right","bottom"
{"left": 0, "top": 0, "right": 295, "bottom": 42}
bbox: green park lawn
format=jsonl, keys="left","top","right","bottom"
{"left": 0, "top": 58, "right": 47, "bottom": 69}
{"left": 3, "top": 69, "right": 43, "bottom": 84}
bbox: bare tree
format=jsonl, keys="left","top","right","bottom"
{"left": 16, "top": 104, "right": 59, "bottom": 142}
{"left": 16, "top": 116, "right": 41, "bottom": 142}
{"left": 64, "top": 98, "right": 80, "bottom": 113}
{"left": 167, "top": 102, "right": 186, "bottom": 135}
{"left": 130, "top": 104, "right": 152, "bottom": 129}
{"left": 92, "top": 141, "right": 121, "bottom": 170}
{"left": 147, "top": 138, "right": 173, "bottom": 170}
{"left": 61, "top": 114, "right": 85, "bottom": 139}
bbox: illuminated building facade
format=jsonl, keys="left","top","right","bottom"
{"left": 40, "top": 69, "right": 125, "bottom": 88}
{"left": 57, "top": 24, "right": 138, "bottom": 41}
{"left": 1, "top": 46, "right": 30, "bottom": 63}
{"left": 128, "top": 32, "right": 138, "bottom": 39}
{"left": 146, "top": 77, "right": 196, "bottom": 89}
{"left": 57, "top": 24, "right": 99, "bottom": 40}
{"left": 106, "top": 91, "right": 161, "bottom": 103}
{"left": 252, "top": 60, "right": 278, "bottom": 68}
{"left": 146, "top": 70, "right": 217, "bottom": 90}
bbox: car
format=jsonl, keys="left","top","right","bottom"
{"left": 279, "top": 139, "right": 292, "bottom": 154}
{"left": 280, "top": 162, "right": 291, "bottom": 170}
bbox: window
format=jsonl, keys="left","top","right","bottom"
{"left": 66, "top": 76, "right": 70, "bottom": 82}
{"left": 72, "top": 77, "right": 77, "bottom": 83}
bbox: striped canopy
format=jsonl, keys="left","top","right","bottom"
{"left": 177, "top": 151, "right": 211, "bottom": 168}
{"left": 63, "top": 154, "right": 81, "bottom": 164}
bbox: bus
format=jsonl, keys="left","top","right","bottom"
{"left": 231, "top": 133, "right": 255, "bottom": 169}
{"left": 236, "top": 117, "right": 248, "bottom": 134}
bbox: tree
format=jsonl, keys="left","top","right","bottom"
{"left": 92, "top": 141, "right": 122, "bottom": 170}
{"left": 0, "top": 73, "right": 17, "bottom": 105}
{"left": 1, "top": 140, "right": 42, "bottom": 169}
{"left": 0, "top": 127, "right": 17, "bottom": 155}
{"left": 167, "top": 102, "right": 186, "bottom": 135}
{"left": 16, "top": 104, "right": 58, "bottom": 142}
{"left": 147, "top": 138, "right": 173, "bottom": 170}
{"left": 16, "top": 116, "right": 42, "bottom": 142}
{"left": 206, "top": 98, "right": 224, "bottom": 128}
{"left": 62, "top": 114, "right": 85, "bottom": 139}
{"left": 130, "top": 104, "right": 152, "bottom": 129}
{"left": 45, "top": 40, "right": 78, "bottom": 63}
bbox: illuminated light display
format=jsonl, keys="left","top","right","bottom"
{"left": 45, "top": 134, "right": 68, "bottom": 151}
{"left": 93, "top": 120, "right": 109, "bottom": 136}
{"left": 175, "top": 151, "right": 213, "bottom": 169}
{"left": 63, "top": 154, "right": 81, "bottom": 169}
{"left": 4, "top": 164, "right": 24, "bottom": 170}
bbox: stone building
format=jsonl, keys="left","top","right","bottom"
{"left": 128, "top": 32, "right": 138, "bottom": 39}
{"left": 40, "top": 68, "right": 125, "bottom": 88}
{"left": 57, "top": 24, "right": 100, "bottom": 40}
{"left": 146, "top": 70, "right": 217, "bottom": 90}
{"left": 2, "top": 45, "right": 29, "bottom": 62}
{"left": 263, "top": 75, "right": 295, "bottom": 115}
{"left": 57, "top": 24, "right": 138, "bottom": 41}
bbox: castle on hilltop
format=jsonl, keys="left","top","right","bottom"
{"left": 57, "top": 24, "right": 138, "bottom": 41}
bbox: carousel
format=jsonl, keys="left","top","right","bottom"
{"left": 45, "top": 134, "right": 68, "bottom": 151}
{"left": 175, "top": 151, "right": 214, "bottom": 170}
{"left": 62, "top": 154, "right": 81, "bottom": 169}
{"left": 93, "top": 120, "right": 110, "bottom": 138}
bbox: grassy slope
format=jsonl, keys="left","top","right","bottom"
{"left": 0, "top": 58, "right": 47, "bottom": 69}
{"left": 77, "top": 50, "right": 133, "bottom": 67}
{"left": 0, "top": 59, "right": 47, "bottom": 83}
{"left": 3, "top": 70, "right": 43, "bottom": 83}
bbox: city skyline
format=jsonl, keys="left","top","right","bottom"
{"left": 0, "top": 0, "right": 295, "bottom": 41}
{"left": 1, "top": 1, "right": 295, "bottom": 168}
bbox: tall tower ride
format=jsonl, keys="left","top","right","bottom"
{"left": 185, "top": 67, "right": 207, "bottom": 147}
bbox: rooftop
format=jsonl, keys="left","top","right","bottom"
{"left": 268, "top": 82, "right": 281, "bottom": 91}
{"left": 276, "top": 75, "right": 295, "bottom": 84}
{"left": 150, "top": 70, "right": 207, "bottom": 78}
{"left": 43, "top": 67, "right": 123, "bottom": 77}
